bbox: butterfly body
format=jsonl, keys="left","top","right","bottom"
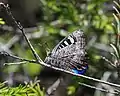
{"left": 44, "top": 30, "right": 88, "bottom": 75}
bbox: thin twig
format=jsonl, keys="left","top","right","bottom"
{"left": 78, "top": 82, "right": 118, "bottom": 95}
{"left": 2, "top": 51, "right": 120, "bottom": 89}
{"left": 101, "top": 56, "right": 116, "bottom": 68}
{"left": 4, "top": 61, "right": 27, "bottom": 66}
{"left": 0, "top": 51, "right": 37, "bottom": 64}
{"left": 0, "top": 3, "right": 43, "bottom": 63}
{"left": 94, "top": 71, "right": 117, "bottom": 96}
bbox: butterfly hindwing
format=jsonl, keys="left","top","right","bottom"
{"left": 44, "top": 30, "right": 88, "bottom": 75}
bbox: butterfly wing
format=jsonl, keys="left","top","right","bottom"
{"left": 44, "top": 30, "right": 88, "bottom": 74}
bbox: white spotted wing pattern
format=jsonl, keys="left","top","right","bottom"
{"left": 44, "top": 30, "right": 88, "bottom": 74}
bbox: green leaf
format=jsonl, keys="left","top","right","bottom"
{"left": 67, "top": 86, "right": 76, "bottom": 95}
{"left": 0, "top": 18, "right": 5, "bottom": 25}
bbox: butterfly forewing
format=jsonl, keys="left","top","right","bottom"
{"left": 44, "top": 30, "right": 88, "bottom": 75}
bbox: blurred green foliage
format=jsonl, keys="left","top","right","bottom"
{"left": 0, "top": 80, "right": 45, "bottom": 96}
{"left": 0, "top": 0, "right": 117, "bottom": 95}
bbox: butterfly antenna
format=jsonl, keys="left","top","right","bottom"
{"left": 38, "top": 42, "right": 51, "bottom": 56}
{"left": 44, "top": 42, "right": 51, "bottom": 56}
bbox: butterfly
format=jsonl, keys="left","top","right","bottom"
{"left": 44, "top": 30, "right": 88, "bottom": 75}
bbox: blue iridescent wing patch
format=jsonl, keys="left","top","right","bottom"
{"left": 44, "top": 30, "right": 88, "bottom": 75}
